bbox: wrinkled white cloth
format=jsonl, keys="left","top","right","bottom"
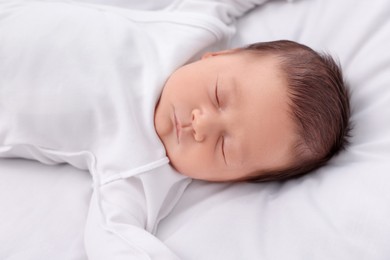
{"left": 0, "top": 0, "right": 270, "bottom": 259}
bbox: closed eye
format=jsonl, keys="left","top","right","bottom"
{"left": 221, "top": 136, "right": 227, "bottom": 165}
{"left": 215, "top": 77, "right": 220, "bottom": 107}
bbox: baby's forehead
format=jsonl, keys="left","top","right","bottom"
{"left": 234, "top": 51, "right": 285, "bottom": 74}
{"left": 236, "top": 48, "right": 281, "bottom": 60}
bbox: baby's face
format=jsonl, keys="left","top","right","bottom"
{"left": 154, "top": 50, "right": 297, "bottom": 182}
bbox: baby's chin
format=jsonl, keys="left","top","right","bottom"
{"left": 153, "top": 105, "right": 172, "bottom": 143}
{"left": 166, "top": 155, "right": 193, "bottom": 178}
{"left": 154, "top": 118, "right": 170, "bottom": 141}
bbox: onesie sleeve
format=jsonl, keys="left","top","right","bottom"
{"left": 85, "top": 167, "right": 191, "bottom": 260}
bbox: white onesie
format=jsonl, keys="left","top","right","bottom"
{"left": 0, "top": 0, "right": 269, "bottom": 259}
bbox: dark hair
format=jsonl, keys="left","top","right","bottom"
{"left": 240, "top": 40, "right": 351, "bottom": 182}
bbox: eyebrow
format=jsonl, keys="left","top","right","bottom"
{"left": 224, "top": 76, "right": 243, "bottom": 167}
{"left": 222, "top": 76, "right": 240, "bottom": 106}
{"left": 231, "top": 76, "right": 239, "bottom": 95}
{"left": 226, "top": 138, "right": 245, "bottom": 168}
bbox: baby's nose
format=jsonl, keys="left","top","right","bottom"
{"left": 191, "top": 108, "right": 221, "bottom": 142}
{"left": 191, "top": 109, "right": 205, "bottom": 142}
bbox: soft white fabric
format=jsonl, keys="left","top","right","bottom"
{"left": 1, "top": 0, "right": 390, "bottom": 259}
{"left": 0, "top": 159, "right": 91, "bottom": 260}
{"left": 0, "top": 0, "right": 270, "bottom": 259}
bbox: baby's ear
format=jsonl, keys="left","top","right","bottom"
{"left": 201, "top": 49, "right": 238, "bottom": 60}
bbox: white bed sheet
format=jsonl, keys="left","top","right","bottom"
{"left": 1, "top": 0, "right": 390, "bottom": 259}
{"left": 0, "top": 159, "right": 91, "bottom": 259}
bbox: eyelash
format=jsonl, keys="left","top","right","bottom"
{"left": 215, "top": 80, "right": 221, "bottom": 107}
{"left": 215, "top": 79, "right": 226, "bottom": 163}
{"left": 220, "top": 136, "right": 226, "bottom": 164}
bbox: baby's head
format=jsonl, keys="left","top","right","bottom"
{"left": 154, "top": 40, "right": 351, "bottom": 182}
